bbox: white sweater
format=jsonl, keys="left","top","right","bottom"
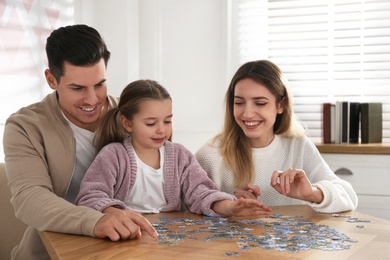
{"left": 195, "top": 135, "right": 358, "bottom": 213}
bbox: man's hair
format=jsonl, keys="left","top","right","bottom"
{"left": 46, "top": 24, "right": 111, "bottom": 82}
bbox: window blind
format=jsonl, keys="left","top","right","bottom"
{"left": 237, "top": 0, "right": 390, "bottom": 143}
{"left": 0, "top": 1, "right": 74, "bottom": 162}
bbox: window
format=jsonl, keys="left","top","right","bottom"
{"left": 235, "top": 0, "right": 390, "bottom": 143}
{"left": 0, "top": 0, "right": 74, "bottom": 162}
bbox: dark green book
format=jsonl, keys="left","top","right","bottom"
{"left": 361, "top": 102, "right": 382, "bottom": 143}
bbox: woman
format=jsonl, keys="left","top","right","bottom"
{"left": 195, "top": 60, "right": 357, "bottom": 213}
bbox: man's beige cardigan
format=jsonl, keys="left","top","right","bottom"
{"left": 3, "top": 91, "right": 118, "bottom": 259}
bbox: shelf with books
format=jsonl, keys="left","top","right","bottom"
{"left": 322, "top": 102, "right": 383, "bottom": 145}
{"left": 315, "top": 143, "right": 390, "bottom": 155}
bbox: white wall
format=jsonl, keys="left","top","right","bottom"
{"left": 76, "top": 0, "right": 232, "bottom": 153}
{"left": 0, "top": 0, "right": 76, "bottom": 162}
{"left": 74, "top": 0, "right": 140, "bottom": 97}
{"left": 141, "top": 0, "right": 229, "bottom": 153}
{"left": 0, "top": 0, "right": 234, "bottom": 161}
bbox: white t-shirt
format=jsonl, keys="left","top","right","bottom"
{"left": 126, "top": 146, "right": 167, "bottom": 213}
{"left": 63, "top": 116, "right": 96, "bottom": 203}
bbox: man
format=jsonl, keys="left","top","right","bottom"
{"left": 3, "top": 24, "right": 157, "bottom": 260}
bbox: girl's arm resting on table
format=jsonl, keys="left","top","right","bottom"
{"left": 211, "top": 198, "right": 272, "bottom": 217}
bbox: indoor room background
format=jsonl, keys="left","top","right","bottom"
{"left": 1, "top": 0, "right": 390, "bottom": 219}
{"left": 1, "top": 0, "right": 390, "bottom": 158}
{"left": 2, "top": 0, "right": 231, "bottom": 159}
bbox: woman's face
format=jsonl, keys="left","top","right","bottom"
{"left": 233, "top": 78, "right": 284, "bottom": 148}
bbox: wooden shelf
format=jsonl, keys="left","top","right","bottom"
{"left": 315, "top": 143, "right": 390, "bottom": 155}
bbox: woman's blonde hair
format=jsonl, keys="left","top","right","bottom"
{"left": 214, "top": 60, "right": 305, "bottom": 187}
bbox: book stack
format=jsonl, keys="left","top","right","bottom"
{"left": 322, "top": 102, "right": 382, "bottom": 144}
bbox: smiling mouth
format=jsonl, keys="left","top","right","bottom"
{"left": 81, "top": 107, "right": 96, "bottom": 112}
{"left": 153, "top": 138, "right": 165, "bottom": 143}
{"left": 244, "top": 121, "right": 261, "bottom": 126}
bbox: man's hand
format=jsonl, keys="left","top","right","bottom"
{"left": 234, "top": 183, "right": 261, "bottom": 199}
{"left": 94, "top": 207, "right": 158, "bottom": 241}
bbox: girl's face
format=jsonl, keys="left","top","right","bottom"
{"left": 233, "top": 78, "right": 284, "bottom": 148}
{"left": 123, "top": 99, "right": 173, "bottom": 153}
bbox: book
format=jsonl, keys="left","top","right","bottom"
{"left": 361, "top": 102, "right": 382, "bottom": 143}
{"left": 322, "top": 103, "right": 332, "bottom": 143}
{"left": 335, "top": 101, "right": 342, "bottom": 144}
{"left": 341, "top": 101, "right": 349, "bottom": 143}
{"left": 330, "top": 104, "right": 336, "bottom": 143}
{"left": 349, "top": 102, "right": 360, "bottom": 143}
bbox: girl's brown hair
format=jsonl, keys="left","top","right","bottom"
{"left": 94, "top": 79, "right": 171, "bottom": 152}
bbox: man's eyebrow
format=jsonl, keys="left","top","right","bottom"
{"left": 68, "top": 79, "right": 106, "bottom": 88}
{"left": 95, "top": 79, "right": 106, "bottom": 86}
{"left": 68, "top": 83, "right": 84, "bottom": 88}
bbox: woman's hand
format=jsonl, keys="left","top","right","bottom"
{"left": 270, "top": 169, "right": 324, "bottom": 204}
{"left": 234, "top": 183, "right": 261, "bottom": 199}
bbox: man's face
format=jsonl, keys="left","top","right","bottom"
{"left": 45, "top": 59, "right": 108, "bottom": 132}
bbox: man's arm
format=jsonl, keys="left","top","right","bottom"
{"left": 95, "top": 207, "right": 158, "bottom": 240}
{"left": 4, "top": 117, "right": 102, "bottom": 236}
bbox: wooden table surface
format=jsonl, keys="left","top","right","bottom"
{"left": 39, "top": 205, "right": 390, "bottom": 260}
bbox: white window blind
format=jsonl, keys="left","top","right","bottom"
{"left": 0, "top": 0, "right": 74, "bottom": 162}
{"left": 237, "top": 0, "right": 390, "bottom": 143}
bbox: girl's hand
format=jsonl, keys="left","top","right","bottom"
{"left": 212, "top": 198, "right": 271, "bottom": 217}
{"left": 229, "top": 198, "right": 271, "bottom": 216}
{"left": 270, "top": 169, "right": 324, "bottom": 204}
{"left": 234, "top": 183, "right": 261, "bottom": 199}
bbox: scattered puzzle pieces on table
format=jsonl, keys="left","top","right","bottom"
{"left": 152, "top": 213, "right": 362, "bottom": 257}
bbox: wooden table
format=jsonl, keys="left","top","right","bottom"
{"left": 39, "top": 205, "right": 390, "bottom": 260}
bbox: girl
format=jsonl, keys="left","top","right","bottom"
{"left": 195, "top": 60, "right": 358, "bottom": 213}
{"left": 76, "top": 80, "right": 271, "bottom": 239}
